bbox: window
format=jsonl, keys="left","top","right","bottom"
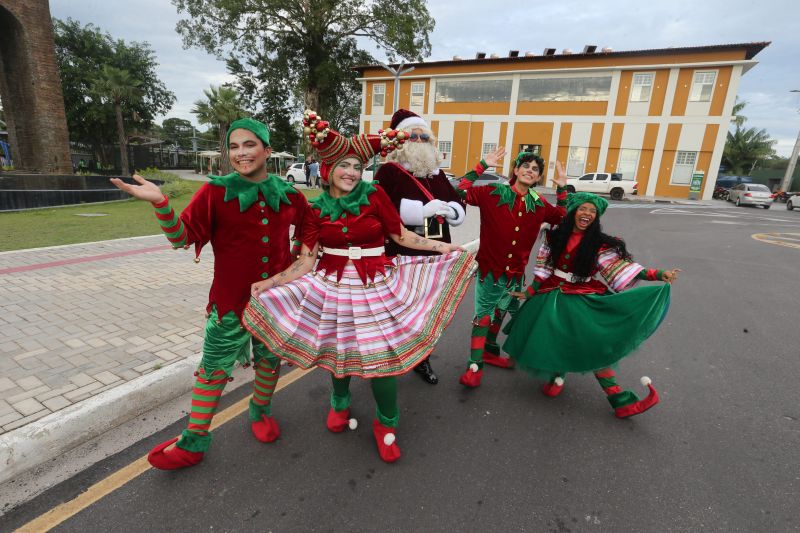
{"left": 438, "top": 141, "right": 452, "bottom": 167}
{"left": 518, "top": 144, "right": 542, "bottom": 156}
{"left": 518, "top": 77, "right": 612, "bottom": 102}
{"left": 567, "top": 147, "right": 587, "bottom": 176}
{"left": 372, "top": 84, "right": 385, "bottom": 108}
{"left": 579, "top": 174, "right": 594, "bottom": 181}
{"left": 689, "top": 71, "right": 716, "bottom": 102}
{"left": 630, "top": 73, "right": 653, "bottom": 102}
{"left": 482, "top": 143, "right": 497, "bottom": 157}
{"left": 410, "top": 82, "right": 425, "bottom": 108}
{"left": 671, "top": 151, "right": 697, "bottom": 184}
{"left": 610, "top": 173, "right": 623, "bottom": 181}
{"left": 617, "top": 148, "right": 640, "bottom": 180}
{"left": 435, "top": 80, "right": 512, "bottom": 103}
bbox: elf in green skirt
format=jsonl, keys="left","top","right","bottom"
{"left": 503, "top": 192, "right": 680, "bottom": 418}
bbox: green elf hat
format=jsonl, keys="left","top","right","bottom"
{"left": 566, "top": 191, "right": 609, "bottom": 216}
{"left": 226, "top": 117, "right": 271, "bottom": 148}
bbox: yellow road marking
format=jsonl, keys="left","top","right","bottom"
{"left": 15, "top": 367, "right": 314, "bottom": 533}
{"left": 751, "top": 232, "right": 800, "bottom": 250}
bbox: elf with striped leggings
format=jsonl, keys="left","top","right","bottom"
{"left": 111, "top": 118, "right": 309, "bottom": 469}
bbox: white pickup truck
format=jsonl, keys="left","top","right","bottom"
{"left": 566, "top": 172, "right": 638, "bottom": 200}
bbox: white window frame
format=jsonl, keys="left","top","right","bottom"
{"left": 372, "top": 83, "right": 386, "bottom": 108}
{"left": 670, "top": 151, "right": 697, "bottom": 185}
{"left": 616, "top": 148, "right": 641, "bottom": 181}
{"left": 630, "top": 72, "right": 654, "bottom": 102}
{"left": 566, "top": 146, "right": 587, "bottom": 177}
{"left": 688, "top": 71, "right": 716, "bottom": 102}
{"left": 410, "top": 82, "right": 425, "bottom": 109}
{"left": 438, "top": 141, "right": 452, "bottom": 168}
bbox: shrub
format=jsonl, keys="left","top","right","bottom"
{"left": 136, "top": 167, "right": 196, "bottom": 199}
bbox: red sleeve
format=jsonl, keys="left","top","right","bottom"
{"left": 178, "top": 184, "right": 214, "bottom": 248}
{"left": 371, "top": 185, "right": 404, "bottom": 236}
{"left": 301, "top": 207, "right": 322, "bottom": 249}
{"left": 291, "top": 192, "right": 310, "bottom": 239}
{"left": 542, "top": 197, "right": 567, "bottom": 226}
{"left": 464, "top": 185, "right": 488, "bottom": 207}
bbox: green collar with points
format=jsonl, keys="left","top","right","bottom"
{"left": 490, "top": 183, "right": 544, "bottom": 212}
{"left": 312, "top": 180, "right": 376, "bottom": 221}
{"left": 209, "top": 172, "right": 297, "bottom": 212}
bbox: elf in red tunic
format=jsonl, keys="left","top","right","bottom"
{"left": 110, "top": 118, "right": 309, "bottom": 470}
{"left": 503, "top": 192, "right": 680, "bottom": 418}
{"left": 376, "top": 109, "right": 505, "bottom": 385}
{"left": 244, "top": 111, "right": 474, "bottom": 463}
{"left": 457, "top": 151, "right": 569, "bottom": 388}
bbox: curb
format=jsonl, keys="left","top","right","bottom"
{"left": 0, "top": 355, "right": 200, "bottom": 485}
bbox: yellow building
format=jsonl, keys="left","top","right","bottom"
{"left": 356, "top": 42, "right": 769, "bottom": 200}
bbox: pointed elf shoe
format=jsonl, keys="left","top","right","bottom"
{"left": 542, "top": 376, "right": 565, "bottom": 397}
{"left": 482, "top": 351, "right": 515, "bottom": 369}
{"left": 327, "top": 407, "right": 358, "bottom": 433}
{"left": 372, "top": 419, "right": 401, "bottom": 463}
{"left": 459, "top": 363, "right": 484, "bottom": 388}
{"left": 251, "top": 414, "right": 281, "bottom": 443}
{"left": 614, "top": 377, "right": 660, "bottom": 419}
{"left": 147, "top": 437, "right": 204, "bottom": 470}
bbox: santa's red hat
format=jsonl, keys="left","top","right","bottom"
{"left": 390, "top": 109, "right": 429, "bottom": 131}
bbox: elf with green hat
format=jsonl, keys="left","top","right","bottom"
{"left": 454, "top": 150, "right": 569, "bottom": 388}
{"left": 111, "top": 117, "right": 310, "bottom": 469}
{"left": 502, "top": 191, "right": 681, "bottom": 418}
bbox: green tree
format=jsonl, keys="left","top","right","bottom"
{"left": 161, "top": 117, "right": 195, "bottom": 149}
{"left": 731, "top": 98, "right": 747, "bottom": 128}
{"left": 172, "top": 0, "right": 434, "bottom": 127}
{"left": 723, "top": 125, "right": 777, "bottom": 175}
{"left": 54, "top": 18, "right": 175, "bottom": 168}
{"left": 92, "top": 66, "right": 142, "bottom": 176}
{"left": 191, "top": 85, "right": 246, "bottom": 175}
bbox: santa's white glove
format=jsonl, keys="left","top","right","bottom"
{"left": 445, "top": 202, "right": 466, "bottom": 226}
{"left": 422, "top": 199, "right": 452, "bottom": 218}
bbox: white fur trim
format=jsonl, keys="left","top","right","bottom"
{"left": 396, "top": 116, "right": 428, "bottom": 131}
{"left": 445, "top": 201, "right": 466, "bottom": 226}
{"left": 469, "top": 363, "right": 479, "bottom": 372}
{"left": 640, "top": 376, "right": 652, "bottom": 386}
{"left": 399, "top": 198, "right": 424, "bottom": 226}
{"left": 348, "top": 418, "right": 358, "bottom": 430}
{"left": 383, "top": 433, "right": 396, "bottom": 446}
{"left": 554, "top": 376, "right": 565, "bottom": 386}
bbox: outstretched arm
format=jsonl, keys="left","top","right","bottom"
{"left": 251, "top": 243, "right": 320, "bottom": 296}
{"left": 110, "top": 175, "right": 189, "bottom": 248}
{"left": 388, "top": 227, "right": 463, "bottom": 254}
{"left": 636, "top": 268, "right": 682, "bottom": 283}
{"left": 455, "top": 146, "right": 506, "bottom": 198}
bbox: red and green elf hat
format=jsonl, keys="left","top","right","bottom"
{"left": 303, "top": 110, "right": 406, "bottom": 184}
{"left": 226, "top": 117, "right": 271, "bottom": 147}
{"left": 566, "top": 191, "right": 609, "bottom": 216}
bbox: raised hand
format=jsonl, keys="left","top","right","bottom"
{"left": 110, "top": 174, "right": 165, "bottom": 203}
{"left": 483, "top": 146, "right": 507, "bottom": 168}
{"left": 553, "top": 161, "right": 567, "bottom": 188}
{"left": 662, "top": 268, "right": 682, "bottom": 283}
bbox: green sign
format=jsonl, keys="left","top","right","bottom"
{"left": 690, "top": 170, "right": 704, "bottom": 193}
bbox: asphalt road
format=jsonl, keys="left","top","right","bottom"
{"left": 4, "top": 204, "right": 800, "bottom": 532}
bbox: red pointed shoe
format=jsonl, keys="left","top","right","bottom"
{"left": 542, "top": 376, "right": 565, "bottom": 397}
{"left": 147, "top": 437, "right": 204, "bottom": 470}
{"left": 482, "top": 351, "right": 515, "bottom": 369}
{"left": 459, "top": 364, "right": 484, "bottom": 388}
{"left": 326, "top": 407, "right": 358, "bottom": 433}
{"left": 615, "top": 377, "right": 660, "bottom": 419}
{"left": 251, "top": 414, "right": 281, "bottom": 443}
{"left": 372, "top": 420, "right": 401, "bottom": 463}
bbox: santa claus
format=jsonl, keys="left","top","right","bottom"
{"left": 376, "top": 109, "right": 499, "bottom": 384}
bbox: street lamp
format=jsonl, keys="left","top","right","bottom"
{"left": 378, "top": 61, "right": 415, "bottom": 111}
{"left": 781, "top": 90, "right": 800, "bottom": 192}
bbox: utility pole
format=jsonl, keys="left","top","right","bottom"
{"left": 378, "top": 61, "right": 416, "bottom": 111}
{"left": 781, "top": 90, "right": 800, "bottom": 192}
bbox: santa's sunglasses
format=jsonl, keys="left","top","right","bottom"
{"left": 409, "top": 133, "right": 431, "bottom": 142}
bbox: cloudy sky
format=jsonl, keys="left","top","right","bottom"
{"left": 49, "top": 0, "right": 800, "bottom": 156}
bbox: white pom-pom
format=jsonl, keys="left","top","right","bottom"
{"left": 640, "top": 376, "right": 652, "bottom": 386}
{"left": 383, "top": 433, "right": 396, "bottom": 446}
{"left": 469, "top": 363, "right": 479, "bottom": 372}
{"left": 348, "top": 418, "right": 358, "bottom": 430}
{"left": 554, "top": 377, "right": 565, "bottom": 386}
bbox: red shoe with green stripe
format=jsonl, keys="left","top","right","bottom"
{"left": 147, "top": 437, "right": 204, "bottom": 470}
{"left": 482, "top": 351, "right": 515, "bottom": 369}
{"left": 459, "top": 364, "right": 484, "bottom": 388}
{"left": 542, "top": 376, "right": 565, "bottom": 397}
{"left": 372, "top": 420, "right": 401, "bottom": 463}
{"left": 251, "top": 414, "right": 281, "bottom": 443}
{"left": 614, "top": 377, "right": 660, "bottom": 419}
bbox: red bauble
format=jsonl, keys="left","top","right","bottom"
{"left": 386, "top": 130, "right": 396, "bottom": 139}
{"left": 309, "top": 113, "right": 317, "bottom": 120}
{"left": 316, "top": 122, "right": 326, "bottom": 131}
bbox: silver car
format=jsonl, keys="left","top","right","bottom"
{"left": 728, "top": 183, "right": 773, "bottom": 209}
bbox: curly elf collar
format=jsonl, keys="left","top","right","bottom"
{"left": 312, "top": 179, "right": 376, "bottom": 221}
{"left": 209, "top": 172, "right": 296, "bottom": 212}
{"left": 566, "top": 191, "right": 608, "bottom": 216}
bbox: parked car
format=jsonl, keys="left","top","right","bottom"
{"left": 714, "top": 175, "right": 752, "bottom": 190}
{"left": 566, "top": 172, "right": 637, "bottom": 200}
{"left": 448, "top": 171, "right": 509, "bottom": 189}
{"left": 285, "top": 162, "right": 307, "bottom": 185}
{"left": 786, "top": 194, "right": 799, "bottom": 211}
{"left": 727, "top": 183, "right": 773, "bottom": 208}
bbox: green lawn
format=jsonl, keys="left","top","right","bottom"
{"left": 0, "top": 181, "right": 322, "bottom": 252}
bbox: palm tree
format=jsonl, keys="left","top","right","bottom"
{"left": 191, "top": 86, "right": 246, "bottom": 175}
{"left": 92, "top": 66, "right": 142, "bottom": 176}
{"left": 731, "top": 98, "right": 747, "bottom": 128}
{"left": 722, "top": 125, "right": 776, "bottom": 175}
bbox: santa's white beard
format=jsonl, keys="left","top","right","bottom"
{"left": 388, "top": 141, "right": 442, "bottom": 177}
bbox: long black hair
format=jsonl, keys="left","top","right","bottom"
{"left": 546, "top": 209, "right": 632, "bottom": 278}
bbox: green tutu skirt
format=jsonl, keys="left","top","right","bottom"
{"left": 502, "top": 284, "right": 670, "bottom": 376}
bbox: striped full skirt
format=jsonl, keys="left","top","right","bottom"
{"left": 243, "top": 251, "right": 475, "bottom": 378}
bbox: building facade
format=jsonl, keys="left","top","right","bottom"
{"left": 356, "top": 43, "right": 769, "bottom": 200}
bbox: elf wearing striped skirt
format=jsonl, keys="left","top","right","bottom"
{"left": 244, "top": 112, "right": 474, "bottom": 463}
